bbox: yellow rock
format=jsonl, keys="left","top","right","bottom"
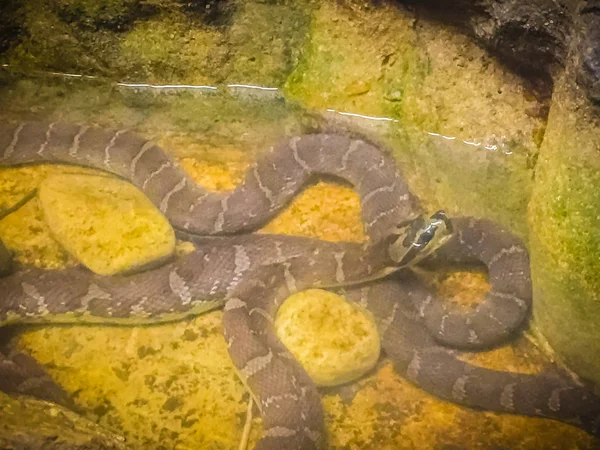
{"left": 38, "top": 174, "right": 176, "bottom": 276}
{"left": 275, "top": 289, "right": 380, "bottom": 387}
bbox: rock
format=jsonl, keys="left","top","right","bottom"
{"left": 576, "top": 2, "right": 600, "bottom": 103}
{"left": 397, "top": 0, "right": 572, "bottom": 96}
{"left": 0, "top": 391, "right": 128, "bottom": 450}
{"left": 275, "top": 289, "right": 380, "bottom": 387}
{"left": 38, "top": 174, "right": 175, "bottom": 276}
{"left": 0, "top": 0, "right": 23, "bottom": 54}
{"left": 0, "top": 350, "right": 73, "bottom": 408}
{"left": 53, "top": 0, "right": 141, "bottom": 31}
{"left": 398, "top": 0, "right": 600, "bottom": 103}
{"left": 0, "top": 0, "right": 311, "bottom": 89}
{"left": 527, "top": 52, "right": 600, "bottom": 385}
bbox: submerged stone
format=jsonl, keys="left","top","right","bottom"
{"left": 527, "top": 65, "right": 600, "bottom": 385}
{"left": 38, "top": 174, "right": 175, "bottom": 276}
{"left": 275, "top": 289, "right": 380, "bottom": 387}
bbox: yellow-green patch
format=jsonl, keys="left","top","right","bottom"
{"left": 275, "top": 289, "right": 380, "bottom": 387}
{"left": 38, "top": 174, "right": 175, "bottom": 275}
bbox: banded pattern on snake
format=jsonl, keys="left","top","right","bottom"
{"left": 0, "top": 121, "right": 599, "bottom": 448}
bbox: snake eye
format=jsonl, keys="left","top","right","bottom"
{"left": 387, "top": 210, "right": 453, "bottom": 266}
{"left": 430, "top": 210, "right": 453, "bottom": 234}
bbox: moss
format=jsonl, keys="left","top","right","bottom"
{"left": 119, "top": 13, "right": 223, "bottom": 84}
{"left": 527, "top": 72, "right": 600, "bottom": 384}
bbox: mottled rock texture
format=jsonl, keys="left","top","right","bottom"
{"left": 38, "top": 174, "right": 175, "bottom": 276}
{"left": 0, "top": 391, "right": 128, "bottom": 450}
{"left": 399, "top": 0, "right": 600, "bottom": 102}
{"left": 576, "top": 1, "right": 600, "bottom": 102}
{"left": 527, "top": 53, "right": 600, "bottom": 384}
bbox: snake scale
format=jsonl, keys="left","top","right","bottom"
{"left": 0, "top": 121, "right": 599, "bottom": 449}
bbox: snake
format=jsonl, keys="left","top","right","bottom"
{"left": 0, "top": 121, "right": 599, "bottom": 449}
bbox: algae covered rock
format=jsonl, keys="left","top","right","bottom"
{"left": 0, "top": 391, "right": 128, "bottom": 450}
{"left": 38, "top": 174, "right": 175, "bottom": 275}
{"left": 275, "top": 289, "right": 380, "bottom": 387}
{"left": 527, "top": 68, "right": 600, "bottom": 385}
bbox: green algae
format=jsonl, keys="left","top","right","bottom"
{"left": 527, "top": 70, "right": 600, "bottom": 385}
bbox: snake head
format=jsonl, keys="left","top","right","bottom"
{"left": 387, "top": 210, "right": 453, "bottom": 267}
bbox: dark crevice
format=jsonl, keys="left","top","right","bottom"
{"left": 0, "top": 0, "right": 25, "bottom": 55}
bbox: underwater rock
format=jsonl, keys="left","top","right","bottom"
{"left": 275, "top": 289, "right": 380, "bottom": 387}
{"left": 0, "top": 391, "right": 128, "bottom": 450}
{"left": 527, "top": 46, "right": 600, "bottom": 384}
{"left": 38, "top": 174, "right": 175, "bottom": 276}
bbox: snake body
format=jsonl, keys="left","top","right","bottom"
{"left": 0, "top": 121, "right": 599, "bottom": 448}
